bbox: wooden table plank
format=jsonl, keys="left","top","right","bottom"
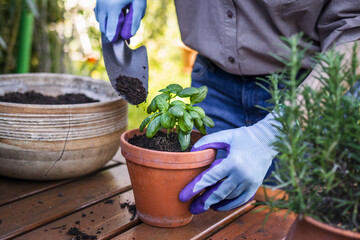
{"left": 0, "top": 160, "right": 121, "bottom": 206}
{"left": 208, "top": 208, "right": 296, "bottom": 240}
{"left": 0, "top": 164, "right": 131, "bottom": 240}
{"left": 16, "top": 190, "right": 139, "bottom": 240}
{"left": 113, "top": 201, "right": 256, "bottom": 240}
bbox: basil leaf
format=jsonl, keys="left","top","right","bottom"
{"left": 169, "top": 117, "right": 176, "bottom": 129}
{"left": 169, "top": 105, "right": 184, "bottom": 117}
{"left": 179, "top": 112, "right": 193, "bottom": 132}
{"left": 159, "top": 88, "right": 170, "bottom": 93}
{"left": 147, "top": 98, "right": 157, "bottom": 114}
{"left": 160, "top": 92, "right": 170, "bottom": 101}
{"left": 202, "top": 115, "right": 215, "bottom": 128}
{"left": 178, "top": 87, "right": 199, "bottom": 98}
{"left": 139, "top": 114, "right": 154, "bottom": 132}
{"left": 166, "top": 84, "right": 183, "bottom": 94}
{"left": 155, "top": 95, "right": 169, "bottom": 112}
{"left": 191, "top": 86, "right": 208, "bottom": 104}
{"left": 170, "top": 100, "right": 186, "bottom": 108}
{"left": 194, "top": 118, "right": 207, "bottom": 135}
{"left": 161, "top": 111, "right": 172, "bottom": 129}
{"left": 178, "top": 130, "right": 191, "bottom": 151}
{"left": 146, "top": 115, "right": 162, "bottom": 138}
{"left": 191, "top": 106, "right": 206, "bottom": 118}
{"left": 189, "top": 111, "right": 200, "bottom": 119}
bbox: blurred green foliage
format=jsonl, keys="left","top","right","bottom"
{"left": 0, "top": 0, "right": 191, "bottom": 130}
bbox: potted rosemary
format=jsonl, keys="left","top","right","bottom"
{"left": 260, "top": 34, "right": 360, "bottom": 239}
{"left": 120, "top": 84, "right": 216, "bottom": 227}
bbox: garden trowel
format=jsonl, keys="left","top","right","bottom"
{"left": 101, "top": 33, "right": 148, "bottom": 105}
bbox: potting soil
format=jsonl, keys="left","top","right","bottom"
{"left": 128, "top": 131, "right": 194, "bottom": 152}
{"left": 0, "top": 91, "right": 99, "bottom": 104}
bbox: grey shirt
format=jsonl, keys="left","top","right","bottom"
{"left": 174, "top": 0, "right": 360, "bottom": 75}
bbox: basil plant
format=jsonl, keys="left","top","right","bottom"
{"left": 140, "top": 84, "right": 214, "bottom": 151}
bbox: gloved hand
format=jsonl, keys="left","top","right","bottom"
{"left": 94, "top": 0, "right": 146, "bottom": 41}
{"left": 179, "top": 112, "right": 280, "bottom": 214}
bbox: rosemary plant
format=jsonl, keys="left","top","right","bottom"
{"left": 261, "top": 34, "right": 360, "bottom": 232}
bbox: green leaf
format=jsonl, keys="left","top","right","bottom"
{"left": 146, "top": 115, "right": 162, "bottom": 138}
{"left": 147, "top": 98, "right": 157, "bottom": 114}
{"left": 139, "top": 114, "right": 154, "bottom": 132}
{"left": 178, "top": 87, "right": 199, "bottom": 98}
{"left": 155, "top": 95, "right": 169, "bottom": 112}
{"left": 191, "top": 106, "right": 206, "bottom": 118}
{"left": 178, "top": 130, "right": 191, "bottom": 151}
{"left": 194, "top": 118, "right": 207, "bottom": 135}
{"left": 202, "top": 115, "right": 215, "bottom": 128}
{"left": 191, "top": 86, "right": 208, "bottom": 104}
{"left": 189, "top": 111, "right": 200, "bottom": 119}
{"left": 160, "top": 111, "right": 173, "bottom": 129}
{"left": 169, "top": 105, "right": 184, "bottom": 117}
{"left": 170, "top": 100, "right": 186, "bottom": 107}
{"left": 169, "top": 117, "right": 176, "bottom": 129}
{"left": 179, "top": 111, "right": 194, "bottom": 132}
{"left": 159, "top": 88, "right": 170, "bottom": 93}
{"left": 166, "top": 84, "right": 183, "bottom": 94}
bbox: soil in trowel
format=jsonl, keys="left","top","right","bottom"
{"left": 116, "top": 75, "right": 147, "bottom": 105}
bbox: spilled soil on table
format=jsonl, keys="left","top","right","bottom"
{"left": 120, "top": 201, "right": 137, "bottom": 221}
{"left": 67, "top": 227, "right": 97, "bottom": 240}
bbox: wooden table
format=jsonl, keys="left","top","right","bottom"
{"left": 0, "top": 149, "right": 296, "bottom": 240}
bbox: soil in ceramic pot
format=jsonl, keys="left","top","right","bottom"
{"left": 115, "top": 75, "right": 147, "bottom": 105}
{"left": 128, "top": 131, "right": 195, "bottom": 152}
{"left": 0, "top": 91, "right": 99, "bottom": 104}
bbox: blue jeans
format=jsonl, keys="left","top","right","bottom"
{"left": 191, "top": 55, "right": 277, "bottom": 182}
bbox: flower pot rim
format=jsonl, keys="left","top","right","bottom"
{"left": 121, "top": 128, "right": 214, "bottom": 156}
{"left": 120, "top": 128, "right": 216, "bottom": 169}
{"left": 303, "top": 215, "right": 360, "bottom": 238}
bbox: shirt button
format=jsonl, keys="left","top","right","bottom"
{"left": 228, "top": 56, "right": 235, "bottom": 63}
{"left": 226, "top": 10, "right": 233, "bottom": 18}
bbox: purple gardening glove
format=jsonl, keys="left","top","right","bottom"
{"left": 94, "top": 0, "right": 146, "bottom": 41}
{"left": 179, "top": 112, "right": 280, "bottom": 214}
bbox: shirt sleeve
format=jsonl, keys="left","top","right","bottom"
{"left": 318, "top": 0, "right": 360, "bottom": 52}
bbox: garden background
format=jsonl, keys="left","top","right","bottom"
{"left": 0, "top": 0, "right": 193, "bottom": 129}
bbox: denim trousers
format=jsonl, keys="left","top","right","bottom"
{"left": 190, "top": 55, "right": 277, "bottom": 181}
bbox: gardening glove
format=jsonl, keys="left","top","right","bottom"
{"left": 179, "top": 112, "right": 280, "bottom": 214}
{"left": 94, "top": 0, "right": 146, "bottom": 41}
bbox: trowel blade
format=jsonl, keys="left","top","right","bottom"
{"left": 101, "top": 33, "right": 148, "bottom": 105}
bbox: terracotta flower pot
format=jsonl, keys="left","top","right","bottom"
{"left": 286, "top": 215, "right": 360, "bottom": 240}
{"left": 120, "top": 129, "right": 216, "bottom": 228}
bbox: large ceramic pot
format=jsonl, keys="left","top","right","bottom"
{"left": 0, "top": 73, "right": 127, "bottom": 180}
{"left": 120, "top": 129, "right": 216, "bottom": 228}
{"left": 286, "top": 215, "right": 360, "bottom": 240}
